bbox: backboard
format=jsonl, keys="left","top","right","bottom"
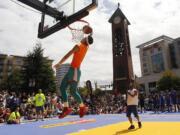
{"left": 38, "top": 0, "right": 98, "bottom": 38}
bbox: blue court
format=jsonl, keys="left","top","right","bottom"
{"left": 1, "top": 113, "right": 180, "bottom": 135}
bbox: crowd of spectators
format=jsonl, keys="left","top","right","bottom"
{"left": 0, "top": 89, "right": 180, "bottom": 124}
{"left": 139, "top": 90, "right": 180, "bottom": 113}
{"left": 0, "top": 90, "right": 63, "bottom": 124}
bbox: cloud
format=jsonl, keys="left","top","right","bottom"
{"left": 1, "top": 0, "right": 180, "bottom": 85}
{"left": 0, "top": 4, "right": 7, "bottom": 9}
{"left": 153, "top": 1, "right": 162, "bottom": 8}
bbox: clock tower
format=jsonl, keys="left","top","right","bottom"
{"left": 109, "top": 3, "right": 134, "bottom": 94}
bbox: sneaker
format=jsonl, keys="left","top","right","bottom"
{"left": 58, "top": 107, "right": 72, "bottom": 119}
{"left": 79, "top": 106, "right": 88, "bottom": 118}
{"left": 128, "top": 125, "right": 135, "bottom": 130}
{"left": 138, "top": 122, "right": 142, "bottom": 128}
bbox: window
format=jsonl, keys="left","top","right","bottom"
{"left": 143, "top": 51, "right": 147, "bottom": 56}
{"left": 143, "top": 63, "right": 147, "bottom": 67}
{"left": 178, "top": 41, "right": 180, "bottom": 46}
{"left": 139, "top": 84, "right": 145, "bottom": 91}
{"left": 150, "top": 49, "right": 154, "bottom": 54}
{"left": 8, "top": 66, "right": 12, "bottom": 71}
{"left": 142, "top": 56, "right": 147, "bottom": 62}
{"left": 148, "top": 82, "right": 157, "bottom": 91}
{"left": 143, "top": 68, "right": 148, "bottom": 73}
{"left": 0, "top": 61, "right": 4, "bottom": 65}
{"left": 16, "top": 60, "right": 22, "bottom": 65}
{"left": 151, "top": 53, "right": 165, "bottom": 73}
{"left": 158, "top": 47, "right": 161, "bottom": 51}
{"left": 0, "top": 72, "right": 3, "bottom": 76}
{"left": 178, "top": 42, "right": 180, "bottom": 52}
{"left": 169, "top": 44, "right": 178, "bottom": 68}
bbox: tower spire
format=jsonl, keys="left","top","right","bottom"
{"left": 118, "top": 3, "right": 120, "bottom": 8}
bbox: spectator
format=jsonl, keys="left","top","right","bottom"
{"left": 153, "top": 94, "right": 160, "bottom": 113}
{"left": 165, "top": 93, "right": 172, "bottom": 112}
{"left": 0, "top": 93, "right": 4, "bottom": 108}
{"left": 160, "top": 93, "right": 165, "bottom": 112}
{"left": 170, "top": 89, "right": 177, "bottom": 112}
{"left": 7, "top": 107, "right": 21, "bottom": 124}
{"left": 139, "top": 94, "right": 145, "bottom": 113}
{"left": 20, "top": 92, "right": 28, "bottom": 111}
{"left": 24, "top": 104, "right": 36, "bottom": 120}
{"left": 0, "top": 107, "right": 6, "bottom": 123}
{"left": 177, "top": 94, "right": 180, "bottom": 112}
{"left": 34, "top": 89, "right": 46, "bottom": 121}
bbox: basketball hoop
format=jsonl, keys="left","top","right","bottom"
{"left": 68, "top": 20, "right": 90, "bottom": 43}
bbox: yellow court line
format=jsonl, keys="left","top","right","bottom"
{"left": 40, "top": 119, "right": 96, "bottom": 128}
{"left": 68, "top": 121, "right": 180, "bottom": 135}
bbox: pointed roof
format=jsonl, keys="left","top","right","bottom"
{"left": 108, "top": 4, "right": 130, "bottom": 25}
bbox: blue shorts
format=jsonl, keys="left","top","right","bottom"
{"left": 36, "top": 106, "right": 44, "bottom": 113}
{"left": 126, "top": 105, "right": 138, "bottom": 117}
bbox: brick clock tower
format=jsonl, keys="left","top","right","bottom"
{"left": 109, "top": 4, "right": 134, "bottom": 94}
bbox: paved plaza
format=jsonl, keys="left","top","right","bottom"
{"left": 1, "top": 113, "right": 180, "bottom": 135}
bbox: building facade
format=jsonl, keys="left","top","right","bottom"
{"left": 0, "top": 54, "right": 25, "bottom": 85}
{"left": 136, "top": 35, "right": 180, "bottom": 94}
{"left": 169, "top": 37, "right": 180, "bottom": 69}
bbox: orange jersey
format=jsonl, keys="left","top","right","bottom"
{"left": 71, "top": 43, "right": 89, "bottom": 68}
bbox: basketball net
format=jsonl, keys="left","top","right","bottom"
{"left": 68, "top": 20, "right": 89, "bottom": 43}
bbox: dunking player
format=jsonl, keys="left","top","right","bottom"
{"left": 54, "top": 26, "right": 93, "bottom": 118}
{"left": 126, "top": 84, "right": 142, "bottom": 130}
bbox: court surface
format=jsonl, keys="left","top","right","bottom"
{"left": 1, "top": 112, "right": 180, "bottom": 135}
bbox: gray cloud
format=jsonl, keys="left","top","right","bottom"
{"left": 0, "top": 4, "right": 7, "bottom": 9}
{"left": 153, "top": 2, "right": 162, "bottom": 8}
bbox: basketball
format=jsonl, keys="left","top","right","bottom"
{"left": 83, "top": 25, "right": 93, "bottom": 34}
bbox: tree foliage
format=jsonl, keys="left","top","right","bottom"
{"left": 79, "top": 87, "right": 89, "bottom": 96}
{"left": 157, "top": 70, "right": 180, "bottom": 91}
{"left": 93, "top": 88, "right": 102, "bottom": 95}
{"left": 7, "top": 69, "right": 23, "bottom": 91}
{"left": 22, "top": 43, "right": 56, "bottom": 93}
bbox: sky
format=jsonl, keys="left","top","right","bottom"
{"left": 0, "top": 0, "right": 180, "bottom": 85}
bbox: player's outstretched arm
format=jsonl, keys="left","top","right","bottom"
{"left": 53, "top": 45, "right": 79, "bottom": 69}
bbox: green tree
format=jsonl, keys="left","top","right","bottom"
{"left": 7, "top": 69, "right": 23, "bottom": 92}
{"left": 22, "top": 43, "right": 56, "bottom": 93}
{"left": 79, "top": 87, "right": 89, "bottom": 96}
{"left": 93, "top": 88, "right": 102, "bottom": 95}
{"left": 157, "top": 70, "right": 180, "bottom": 91}
{"left": 0, "top": 79, "right": 8, "bottom": 90}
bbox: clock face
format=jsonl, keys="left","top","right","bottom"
{"left": 113, "top": 16, "right": 121, "bottom": 24}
